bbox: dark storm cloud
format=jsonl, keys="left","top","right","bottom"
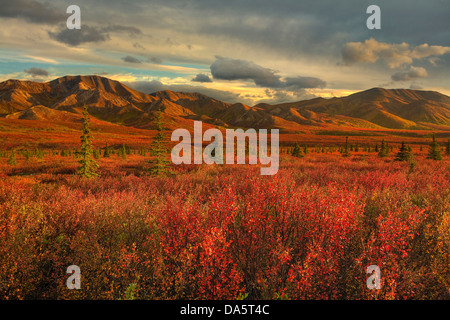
{"left": 91, "top": 0, "right": 449, "bottom": 57}
{"left": 48, "top": 23, "right": 142, "bottom": 46}
{"left": 391, "top": 66, "right": 428, "bottom": 81}
{"left": 211, "top": 57, "right": 282, "bottom": 87}
{"left": 192, "top": 73, "right": 212, "bottom": 83}
{"left": 48, "top": 25, "right": 110, "bottom": 46}
{"left": 210, "top": 57, "right": 325, "bottom": 89}
{"left": 24, "top": 67, "right": 49, "bottom": 77}
{"left": 14, "top": 0, "right": 447, "bottom": 59}
{"left": 0, "top": 0, "right": 64, "bottom": 24}
{"left": 121, "top": 56, "right": 142, "bottom": 64}
{"left": 4, "top": 0, "right": 448, "bottom": 94}
{"left": 125, "top": 80, "right": 253, "bottom": 105}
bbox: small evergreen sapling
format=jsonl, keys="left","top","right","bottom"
{"left": 378, "top": 139, "right": 389, "bottom": 157}
{"left": 394, "top": 142, "right": 413, "bottom": 162}
{"left": 427, "top": 135, "right": 442, "bottom": 160}
{"left": 149, "top": 110, "right": 171, "bottom": 175}
{"left": 77, "top": 106, "right": 99, "bottom": 178}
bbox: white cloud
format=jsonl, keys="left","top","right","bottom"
{"left": 342, "top": 38, "right": 450, "bottom": 68}
{"left": 391, "top": 66, "right": 428, "bottom": 81}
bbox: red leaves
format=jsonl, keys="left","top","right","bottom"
{"left": 0, "top": 154, "right": 448, "bottom": 299}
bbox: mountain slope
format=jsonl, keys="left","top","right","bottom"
{"left": 1, "top": 75, "right": 450, "bottom": 131}
{"left": 270, "top": 88, "right": 450, "bottom": 129}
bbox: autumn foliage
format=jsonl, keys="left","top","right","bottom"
{"left": 0, "top": 151, "right": 449, "bottom": 300}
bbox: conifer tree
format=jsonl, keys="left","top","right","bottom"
{"left": 103, "top": 142, "right": 110, "bottom": 158}
{"left": 427, "top": 135, "right": 442, "bottom": 160}
{"left": 7, "top": 151, "right": 16, "bottom": 166}
{"left": 149, "top": 110, "right": 171, "bottom": 175}
{"left": 341, "top": 136, "right": 350, "bottom": 157}
{"left": 291, "top": 142, "right": 303, "bottom": 158}
{"left": 394, "top": 142, "right": 413, "bottom": 162}
{"left": 77, "top": 105, "right": 99, "bottom": 178}
{"left": 35, "top": 148, "right": 44, "bottom": 159}
{"left": 378, "top": 139, "right": 389, "bottom": 157}
{"left": 446, "top": 139, "right": 450, "bottom": 156}
{"left": 120, "top": 144, "right": 127, "bottom": 159}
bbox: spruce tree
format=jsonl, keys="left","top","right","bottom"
{"left": 7, "top": 151, "right": 16, "bottom": 166}
{"left": 93, "top": 149, "right": 100, "bottom": 160}
{"left": 394, "top": 142, "right": 413, "bottom": 162}
{"left": 291, "top": 143, "right": 303, "bottom": 158}
{"left": 149, "top": 110, "right": 171, "bottom": 175}
{"left": 446, "top": 139, "right": 450, "bottom": 156}
{"left": 341, "top": 136, "right": 350, "bottom": 157}
{"left": 378, "top": 139, "right": 389, "bottom": 157}
{"left": 103, "top": 142, "right": 110, "bottom": 158}
{"left": 120, "top": 144, "right": 127, "bottom": 160}
{"left": 427, "top": 135, "right": 442, "bottom": 160}
{"left": 77, "top": 106, "right": 99, "bottom": 178}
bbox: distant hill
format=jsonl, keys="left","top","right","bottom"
{"left": 1, "top": 75, "right": 450, "bottom": 131}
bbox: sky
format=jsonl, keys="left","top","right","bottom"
{"left": 0, "top": 0, "right": 450, "bottom": 105}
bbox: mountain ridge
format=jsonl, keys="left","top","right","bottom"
{"left": 1, "top": 75, "right": 450, "bottom": 131}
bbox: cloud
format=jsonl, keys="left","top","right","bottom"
{"left": 192, "top": 73, "right": 212, "bottom": 83}
{"left": 48, "top": 24, "right": 142, "bottom": 46}
{"left": 49, "top": 25, "right": 110, "bottom": 46}
{"left": 102, "top": 25, "right": 142, "bottom": 36}
{"left": 24, "top": 55, "right": 58, "bottom": 64}
{"left": 147, "top": 57, "right": 163, "bottom": 64}
{"left": 211, "top": 57, "right": 282, "bottom": 87}
{"left": 411, "top": 44, "right": 450, "bottom": 59}
{"left": 342, "top": 38, "right": 450, "bottom": 68}
{"left": 284, "top": 76, "right": 326, "bottom": 89}
{"left": 121, "top": 55, "right": 142, "bottom": 64}
{"left": 125, "top": 80, "right": 253, "bottom": 105}
{"left": 259, "top": 88, "right": 318, "bottom": 104}
{"left": 132, "top": 44, "right": 163, "bottom": 64}
{"left": 210, "top": 57, "right": 325, "bottom": 89}
{"left": 409, "top": 82, "right": 423, "bottom": 90}
{"left": 0, "top": 0, "right": 64, "bottom": 24}
{"left": 2, "top": 0, "right": 449, "bottom": 96}
{"left": 24, "top": 67, "right": 49, "bottom": 77}
{"left": 133, "top": 42, "right": 146, "bottom": 50}
{"left": 121, "top": 55, "right": 162, "bottom": 64}
{"left": 391, "top": 66, "right": 428, "bottom": 81}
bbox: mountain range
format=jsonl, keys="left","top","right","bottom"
{"left": 1, "top": 75, "right": 450, "bottom": 132}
